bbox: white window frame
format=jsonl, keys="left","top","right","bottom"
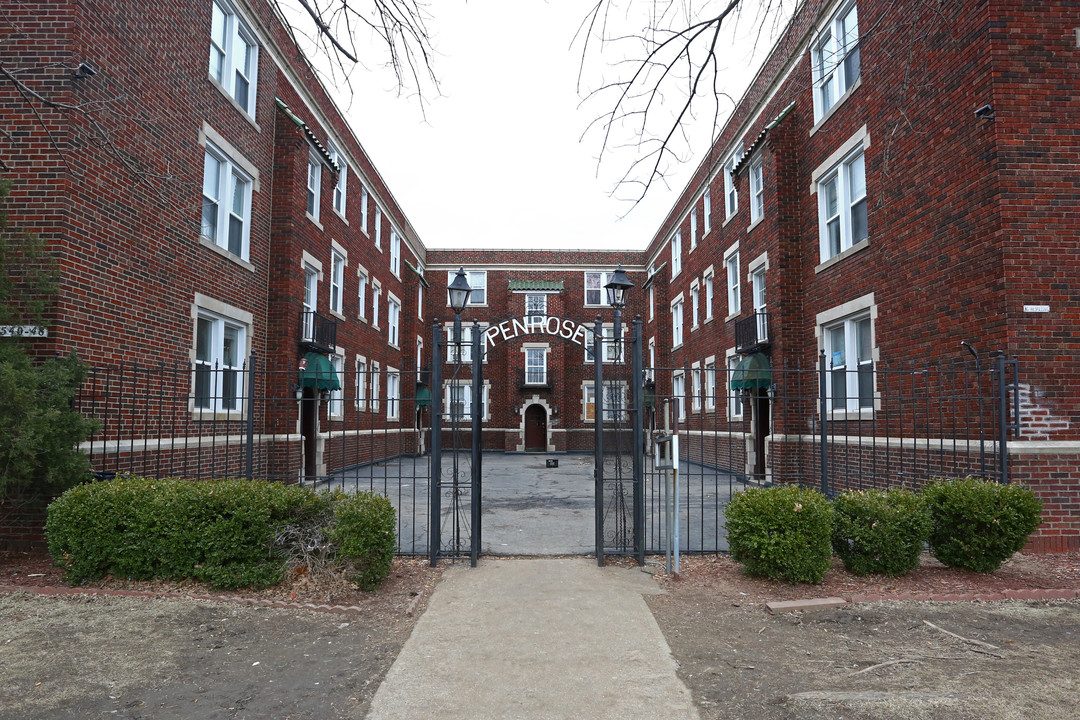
{"left": 671, "top": 296, "right": 684, "bottom": 348}
{"left": 306, "top": 152, "right": 321, "bottom": 222}
{"left": 354, "top": 355, "right": 367, "bottom": 411}
{"left": 584, "top": 271, "right": 614, "bottom": 308}
{"left": 817, "top": 146, "right": 867, "bottom": 264}
{"left": 581, "top": 381, "right": 628, "bottom": 424}
{"left": 725, "top": 245, "right": 741, "bottom": 319}
{"left": 389, "top": 229, "right": 401, "bottom": 278}
{"left": 704, "top": 356, "right": 717, "bottom": 411}
{"left": 690, "top": 281, "right": 700, "bottom": 331}
{"left": 374, "top": 205, "right": 382, "bottom": 249}
{"left": 817, "top": 293, "right": 878, "bottom": 416}
{"left": 703, "top": 267, "right": 715, "bottom": 322}
{"left": 689, "top": 210, "right": 698, "bottom": 250}
{"left": 648, "top": 337, "right": 656, "bottom": 381}
{"left": 584, "top": 323, "right": 627, "bottom": 364}
{"left": 522, "top": 343, "right": 549, "bottom": 385}
{"left": 416, "top": 336, "right": 424, "bottom": 373}
{"left": 208, "top": 0, "right": 259, "bottom": 119}
{"left": 301, "top": 261, "right": 319, "bottom": 340}
{"left": 201, "top": 142, "right": 253, "bottom": 261}
{"left": 328, "top": 350, "right": 344, "bottom": 419}
{"left": 417, "top": 283, "right": 424, "bottom": 320}
{"left": 726, "top": 349, "right": 744, "bottom": 421}
{"left": 749, "top": 152, "right": 764, "bottom": 225}
{"left": 670, "top": 232, "right": 682, "bottom": 278}
{"left": 525, "top": 294, "right": 548, "bottom": 316}
{"left": 356, "top": 266, "right": 368, "bottom": 320}
{"left": 750, "top": 257, "right": 768, "bottom": 343}
{"left": 193, "top": 306, "right": 248, "bottom": 415}
{"left": 691, "top": 362, "right": 703, "bottom": 413}
{"left": 672, "top": 371, "right": 686, "bottom": 422}
{"left": 370, "top": 360, "right": 380, "bottom": 412}
{"left": 444, "top": 380, "right": 491, "bottom": 422}
{"left": 328, "top": 143, "right": 348, "bottom": 218}
{"left": 387, "top": 293, "right": 401, "bottom": 348}
{"left": 446, "top": 270, "right": 487, "bottom": 306}
{"left": 386, "top": 367, "right": 400, "bottom": 421}
{"left": 649, "top": 282, "right": 655, "bottom": 322}
{"left": 812, "top": 1, "right": 861, "bottom": 123}
{"left": 371, "top": 280, "right": 381, "bottom": 329}
{"left": 329, "top": 246, "right": 345, "bottom": 316}
{"left": 724, "top": 150, "right": 740, "bottom": 220}
{"left": 446, "top": 323, "right": 489, "bottom": 364}
{"left": 703, "top": 189, "right": 712, "bottom": 234}
{"left": 360, "top": 184, "right": 369, "bottom": 234}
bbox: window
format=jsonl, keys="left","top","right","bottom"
{"left": 690, "top": 211, "right": 698, "bottom": 249}
{"left": 524, "top": 346, "right": 547, "bottom": 384}
{"left": 415, "top": 337, "right": 423, "bottom": 372}
{"left": 670, "top": 232, "right": 682, "bottom": 277}
{"left": 648, "top": 337, "right": 656, "bottom": 381}
{"left": 825, "top": 313, "right": 874, "bottom": 412}
{"left": 584, "top": 271, "right": 614, "bottom": 307}
{"left": 447, "top": 324, "right": 486, "bottom": 364}
{"left": 370, "top": 361, "right": 380, "bottom": 412}
{"left": 671, "top": 298, "right": 684, "bottom": 347}
{"left": 371, "top": 281, "right": 381, "bottom": 328}
{"left": 374, "top": 206, "right": 382, "bottom": 249}
{"left": 446, "top": 270, "right": 487, "bottom": 306}
{"left": 691, "top": 364, "right": 702, "bottom": 413}
{"left": 360, "top": 185, "right": 369, "bottom": 233}
{"left": 749, "top": 153, "right": 764, "bottom": 224}
{"left": 417, "top": 284, "right": 424, "bottom": 320}
{"left": 752, "top": 266, "right": 767, "bottom": 341}
{"left": 306, "top": 153, "right": 321, "bottom": 221}
{"left": 201, "top": 145, "right": 252, "bottom": 260}
{"left": 705, "top": 359, "right": 717, "bottom": 411}
{"left": 329, "top": 144, "right": 347, "bottom": 217}
{"left": 525, "top": 294, "right": 547, "bottom": 316}
{"left": 725, "top": 249, "right": 741, "bottom": 317}
{"left": 302, "top": 263, "right": 317, "bottom": 339}
{"left": 672, "top": 372, "right": 686, "bottom": 421}
{"left": 585, "top": 324, "right": 625, "bottom": 364}
{"left": 330, "top": 249, "right": 344, "bottom": 315}
{"left": 703, "top": 189, "right": 712, "bottom": 234}
{"left": 583, "top": 382, "right": 627, "bottom": 423}
{"left": 209, "top": 0, "right": 258, "bottom": 117}
{"left": 724, "top": 152, "right": 739, "bottom": 219}
{"left": 357, "top": 269, "right": 368, "bottom": 319}
{"left": 354, "top": 356, "right": 367, "bottom": 410}
{"left": 648, "top": 283, "right": 655, "bottom": 322}
{"left": 704, "top": 270, "right": 715, "bottom": 322}
{"left": 194, "top": 310, "right": 246, "bottom": 412}
{"left": 819, "top": 148, "right": 867, "bottom": 261}
{"left": 386, "top": 369, "right": 400, "bottom": 420}
{"left": 390, "top": 230, "right": 401, "bottom": 277}
{"left": 691, "top": 283, "right": 700, "bottom": 330}
{"left": 388, "top": 295, "right": 401, "bottom": 347}
{"left": 328, "top": 352, "right": 344, "bottom": 418}
{"left": 727, "top": 354, "right": 744, "bottom": 419}
{"left": 812, "top": 2, "right": 861, "bottom": 121}
{"left": 445, "top": 381, "right": 490, "bottom": 421}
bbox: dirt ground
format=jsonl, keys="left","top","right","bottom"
{"left": 647, "top": 554, "right": 1080, "bottom": 720}
{"left": 1, "top": 550, "right": 1078, "bottom": 719}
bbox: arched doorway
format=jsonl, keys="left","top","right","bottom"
{"left": 524, "top": 403, "right": 547, "bottom": 452}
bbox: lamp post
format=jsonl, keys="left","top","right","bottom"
{"left": 605, "top": 264, "right": 633, "bottom": 362}
{"left": 447, "top": 267, "right": 473, "bottom": 347}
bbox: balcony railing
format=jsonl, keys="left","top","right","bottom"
{"left": 299, "top": 310, "right": 338, "bottom": 353}
{"left": 520, "top": 370, "right": 551, "bottom": 389}
{"left": 735, "top": 312, "right": 770, "bottom": 354}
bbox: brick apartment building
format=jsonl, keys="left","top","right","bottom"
{"left": 2, "top": 0, "right": 1077, "bottom": 551}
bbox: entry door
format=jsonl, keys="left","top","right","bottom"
{"left": 524, "top": 404, "right": 547, "bottom": 452}
{"left": 301, "top": 387, "right": 319, "bottom": 478}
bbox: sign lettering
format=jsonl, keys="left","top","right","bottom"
{"left": 481, "top": 315, "right": 595, "bottom": 350}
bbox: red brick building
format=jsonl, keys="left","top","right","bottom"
{"left": 2, "top": 0, "right": 1077, "bottom": 551}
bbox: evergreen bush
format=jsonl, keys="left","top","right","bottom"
{"left": 724, "top": 485, "right": 833, "bottom": 584}
{"left": 923, "top": 477, "right": 1043, "bottom": 573}
{"left": 831, "top": 489, "right": 931, "bottom": 576}
{"left": 329, "top": 491, "right": 397, "bottom": 590}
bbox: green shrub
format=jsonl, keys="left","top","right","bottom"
{"left": 46, "top": 476, "right": 332, "bottom": 589}
{"left": 832, "top": 489, "right": 931, "bottom": 576}
{"left": 923, "top": 477, "right": 1043, "bottom": 573}
{"left": 329, "top": 491, "right": 397, "bottom": 590}
{"left": 724, "top": 485, "right": 834, "bottom": 584}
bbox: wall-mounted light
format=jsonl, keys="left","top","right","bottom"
{"left": 974, "top": 104, "right": 994, "bottom": 120}
{"left": 74, "top": 61, "right": 98, "bottom": 79}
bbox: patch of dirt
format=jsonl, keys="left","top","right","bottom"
{"left": 644, "top": 553, "right": 1080, "bottom": 720}
{"left": 0, "top": 551, "right": 442, "bottom": 719}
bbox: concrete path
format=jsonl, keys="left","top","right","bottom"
{"left": 367, "top": 558, "right": 700, "bottom": 720}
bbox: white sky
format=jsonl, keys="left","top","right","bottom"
{"left": 316, "top": 1, "right": 775, "bottom": 251}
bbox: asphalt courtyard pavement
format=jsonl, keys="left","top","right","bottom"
{"left": 367, "top": 557, "right": 700, "bottom": 720}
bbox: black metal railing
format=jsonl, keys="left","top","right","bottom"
{"left": 299, "top": 310, "right": 337, "bottom": 353}
{"left": 520, "top": 369, "right": 551, "bottom": 389}
{"left": 734, "top": 312, "right": 770, "bottom": 353}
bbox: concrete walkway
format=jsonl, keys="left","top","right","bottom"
{"left": 367, "top": 558, "right": 700, "bottom": 720}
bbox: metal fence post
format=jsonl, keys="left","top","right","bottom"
{"left": 594, "top": 315, "right": 605, "bottom": 566}
{"left": 430, "top": 320, "right": 443, "bottom": 567}
{"left": 631, "top": 316, "right": 644, "bottom": 565}
{"left": 470, "top": 320, "right": 482, "bottom": 567}
{"left": 818, "top": 350, "right": 829, "bottom": 495}
{"left": 995, "top": 351, "right": 1009, "bottom": 484}
{"left": 246, "top": 353, "right": 256, "bottom": 481}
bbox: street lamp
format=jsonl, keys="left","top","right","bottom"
{"left": 605, "top": 265, "right": 634, "bottom": 363}
{"left": 447, "top": 267, "right": 472, "bottom": 350}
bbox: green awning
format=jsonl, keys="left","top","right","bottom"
{"left": 415, "top": 383, "right": 432, "bottom": 407}
{"left": 300, "top": 352, "right": 340, "bottom": 391}
{"left": 731, "top": 353, "right": 771, "bottom": 391}
{"left": 508, "top": 280, "right": 564, "bottom": 292}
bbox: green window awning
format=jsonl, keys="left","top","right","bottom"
{"left": 415, "top": 383, "right": 432, "bottom": 407}
{"left": 300, "top": 352, "right": 340, "bottom": 391}
{"left": 508, "top": 280, "right": 564, "bottom": 292}
{"left": 731, "top": 353, "right": 771, "bottom": 391}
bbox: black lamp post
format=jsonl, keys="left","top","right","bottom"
{"left": 605, "top": 265, "right": 633, "bottom": 362}
{"left": 447, "top": 267, "right": 473, "bottom": 351}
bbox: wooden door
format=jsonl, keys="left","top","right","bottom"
{"left": 524, "top": 404, "right": 547, "bottom": 452}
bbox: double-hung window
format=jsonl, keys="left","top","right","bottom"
{"left": 584, "top": 382, "right": 626, "bottom": 422}
{"left": 525, "top": 294, "right": 547, "bottom": 316}
{"left": 727, "top": 354, "right": 744, "bottom": 419}
{"left": 524, "top": 347, "right": 547, "bottom": 385}
{"left": 825, "top": 313, "right": 874, "bottom": 412}
{"left": 374, "top": 206, "right": 382, "bottom": 249}
{"left": 328, "top": 352, "right": 344, "bottom": 418}
{"left": 201, "top": 145, "right": 252, "bottom": 260}
{"left": 585, "top": 324, "right": 624, "bottom": 364}
{"left": 209, "top": 0, "right": 258, "bottom": 117}
{"left": 818, "top": 148, "right": 867, "bottom": 261}
{"left": 705, "top": 360, "right": 717, "bottom": 411}
{"left": 386, "top": 369, "right": 400, "bottom": 420}
{"left": 446, "top": 381, "right": 489, "bottom": 421}
{"left": 329, "top": 143, "right": 347, "bottom": 217}
{"left": 329, "top": 249, "right": 344, "bottom": 315}
{"left": 360, "top": 185, "right": 369, "bottom": 233}
{"left": 725, "top": 249, "right": 741, "bottom": 317}
{"left": 704, "top": 270, "right": 715, "bottom": 322}
{"left": 306, "top": 153, "right": 321, "bottom": 221}
{"left": 357, "top": 268, "right": 368, "bottom": 319}
{"left": 724, "top": 152, "right": 739, "bottom": 219}
{"left": 690, "top": 283, "right": 700, "bottom": 330}
{"left": 302, "top": 263, "right": 318, "bottom": 339}
{"left": 584, "top": 271, "right": 613, "bottom": 307}
{"left": 389, "top": 230, "right": 401, "bottom": 277}
{"left": 447, "top": 270, "right": 487, "bottom": 306}
{"left": 387, "top": 294, "right": 401, "bottom": 347}
{"left": 371, "top": 281, "right": 381, "bottom": 328}
{"left": 671, "top": 298, "right": 684, "bottom": 347}
{"left": 691, "top": 365, "right": 703, "bottom": 413}
{"left": 672, "top": 372, "right": 686, "bottom": 421}
{"left": 194, "top": 310, "right": 246, "bottom": 412}
{"left": 690, "top": 211, "right": 698, "bottom": 250}
{"left": 354, "top": 356, "right": 367, "bottom": 410}
{"left": 812, "top": 2, "right": 861, "bottom": 121}
{"left": 749, "top": 153, "right": 764, "bottom": 224}
{"left": 670, "top": 232, "right": 682, "bottom": 277}
{"left": 703, "top": 189, "right": 712, "bottom": 234}
{"left": 447, "top": 324, "right": 480, "bottom": 364}
{"left": 752, "top": 267, "right": 768, "bottom": 342}
{"left": 370, "top": 361, "right": 380, "bottom": 412}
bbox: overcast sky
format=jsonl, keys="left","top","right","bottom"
{"left": 316, "top": 1, "right": 774, "bottom": 252}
